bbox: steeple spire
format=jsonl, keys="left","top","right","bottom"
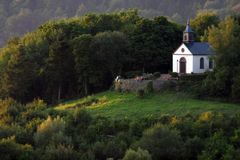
{"left": 187, "top": 18, "right": 190, "bottom": 25}
{"left": 183, "top": 18, "right": 194, "bottom": 43}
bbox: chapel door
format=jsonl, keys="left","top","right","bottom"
{"left": 180, "top": 57, "right": 186, "bottom": 74}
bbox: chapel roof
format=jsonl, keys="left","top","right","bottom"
{"left": 185, "top": 42, "right": 213, "bottom": 55}
{"left": 184, "top": 19, "right": 193, "bottom": 33}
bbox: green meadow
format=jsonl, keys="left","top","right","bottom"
{"left": 55, "top": 91, "right": 240, "bottom": 119}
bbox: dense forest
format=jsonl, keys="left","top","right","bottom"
{"left": 0, "top": 0, "right": 239, "bottom": 46}
{"left": 0, "top": 8, "right": 239, "bottom": 103}
{"left": 0, "top": 10, "right": 185, "bottom": 104}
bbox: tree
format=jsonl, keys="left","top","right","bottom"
{"left": 136, "top": 124, "right": 184, "bottom": 160}
{"left": 128, "top": 16, "right": 182, "bottom": 73}
{"left": 0, "top": 136, "right": 35, "bottom": 160}
{"left": 1, "top": 43, "right": 38, "bottom": 102}
{"left": 198, "top": 131, "right": 232, "bottom": 160}
{"left": 44, "top": 28, "right": 76, "bottom": 103}
{"left": 191, "top": 11, "right": 220, "bottom": 41}
{"left": 202, "top": 16, "right": 240, "bottom": 100}
{"left": 72, "top": 31, "right": 129, "bottom": 95}
{"left": 72, "top": 34, "right": 94, "bottom": 96}
{"left": 92, "top": 31, "right": 129, "bottom": 77}
{"left": 34, "top": 116, "right": 71, "bottom": 147}
{"left": 42, "top": 144, "right": 80, "bottom": 160}
{"left": 123, "top": 148, "right": 152, "bottom": 160}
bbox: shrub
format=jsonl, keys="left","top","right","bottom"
{"left": 137, "top": 89, "right": 145, "bottom": 98}
{"left": 179, "top": 74, "right": 207, "bottom": 82}
{"left": 98, "top": 96, "right": 108, "bottom": 104}
{"left": 153, "top": 72, "right": 161, "bottom": 78}
{"left": 81, "top": 96, "right": 99, "bottom": 107}
{"left": 112, "top": 119, "right": 130, "bottom": 133}
{"left": 0, "top": 98, "right": 23, "bottom": 123}
{"left": 104, "top": 140, "right": 127, "bottom": 160}
{"left": 159, "top": 114, "right": 172, "bottom": 124}
{"left": 183, "top": 136, "right": 204, "bottom": 160}
{"left": 231, "top": 128, "right": 240, "bottom": 147}
{"left": 170, "top": 72, "right": 178, "bottom": 78}
{"left": 222, "top": 145, "right": 240, "bottom": 160}
{"left": 123, "top": 148, "right": 152, "bottom": 160}
{"left": 92, "top": 141, "right": 106, "bottom": 160}
{"left": 125, "top": 71, "right": 142, "bottom": 79}
{"left": 34, "top": 116, "right": 69, "bottom": 147}
{"left": 0, "top": 124, "right": 21, "bottom": 139}
{"left": 136, "top": 124, "right": 184, "bottom": 160}
{"left": 72, "top": 108, "right": 92, "bottom": 126}
{"left": 42, "top": 144, "right": 79, "bottom": 160}
{"left": 19, "top": 99, "right": 47, "bottom": 122}
{"left": 0, "top": 136, "right": 35, "bottom": 160}
{"left": 25, "top": 99, "right": 47, "bottom": 110}
{"left": 231, "top": 74, "right": 240, "bottom": 101}
{"left": 145, "top": 81, "right": 153, "bottom": 94}
{"left": 66, "top": 108, "right": 92, "bottom": 136}
{"left": 198, "top": 131, "right": 230, "bottom": 160}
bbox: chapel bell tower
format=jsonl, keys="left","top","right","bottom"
{"left": 183, "top": 19, "right": 194, "bottom": 43}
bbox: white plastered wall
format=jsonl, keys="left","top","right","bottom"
{"left": 172, "top": 44, "right": 193, "bottom": 74}
{"left": 173, "top": 55, "right": 193, "bottom": 73}
{"left": 173, "top": 43, "right": 213, "bottom": 74}
{"left": 192, "top": 56, "right": 212, "bottom": 73}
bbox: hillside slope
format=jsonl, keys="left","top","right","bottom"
{"left": 55, "top": 91, "right": 240, "bottom": 119}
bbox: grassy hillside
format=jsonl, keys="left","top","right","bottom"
{"left": 55, "top": 91, "right": 240, "bottom": 119}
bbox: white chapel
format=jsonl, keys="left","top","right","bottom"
{"left": 172, "top": 20, "right": 214, "bottom": 74}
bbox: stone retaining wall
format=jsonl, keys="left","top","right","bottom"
{"left": 115, "top": 79, "right": 177, "bottom": 92}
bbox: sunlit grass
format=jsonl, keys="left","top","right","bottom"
{"left": 54, "top": 91, "right": 240, "bottom": 119}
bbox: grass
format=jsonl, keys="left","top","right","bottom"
{"left": 55, "top": 91, "right": 240, "bottom": 119}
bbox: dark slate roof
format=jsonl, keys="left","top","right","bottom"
{"left": 185, "top": 42, "right": 213, "bottom": 55}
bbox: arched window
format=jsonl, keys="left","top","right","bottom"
{"left": 209, "top": 60, "right": 213, "bottom": 69}
{"left": 200, "top": 58, "right": 204, "bottom": 69}
{"left": 184, "top": 35, "right": 187, "bottom": 41}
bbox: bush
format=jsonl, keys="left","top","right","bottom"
{"left": 179, "top": 74, "right": 207, "bottom": 82}
{"left": 0, "top": 98, "right": 23, "bottom": 123}
{"left": 34, "top": 116, "right": 70, "bottom": 147}
{"left": 71, "top": 108, "right": 92, "bottom": 126}
{"left": 170, "top": 72, "right": 178, "bottom": 78}
{"left": 92, "top": 141, "right": 105, "bottom": 160}
{"left": 42, "top": 144, "right": 79, "bottom": 160}
{"left": 66, "top": 108, "right": 92, "bottom": 137}
{"left": 79, "top": 96, "right": 99, "bottom": 107}
{"left": 104, "top": 140, "right": 127, "bottom": 160}
{"left": 231, "top": 74, "right": 240, "bottom": 101}
{"left": 153, "top": 72, "right": 161, "bottom": 78}
{"left": 0, "top": 136, "right": 35, "bottom": 160}
{"left": 0, "top": 124, "right": 21, "bottom": 139}
{"left": 198, "top": 131, "right": 230, "bottom": 160}
{"left": 231, "top": 128, "right": 240, "bottom": 147}
{"left": 123, "top": 148, "right": 152, "bottom": 160}
{"left": 183, "top": 136, "right": 204, "bottom": 160}
{"left": 19, "top": 99, "right": 47, "bottom": 123}
{"left": 125, "top": 71, "right": 142, "bottom": 79}
{"left": 136, "top": 124, "right": 184, "bottom": 160}
{"left": 25, "top": 99, "right": 47, "bottom": 111}
{"left": 145, "top": 81, "right": 153, "bottom": 94}
{"left": 137, "top": 89, "right": 145, "bottom": 98}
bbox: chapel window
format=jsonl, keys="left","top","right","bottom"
{"left": 200, "top": 58, "right": 204, "bottom": 69}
